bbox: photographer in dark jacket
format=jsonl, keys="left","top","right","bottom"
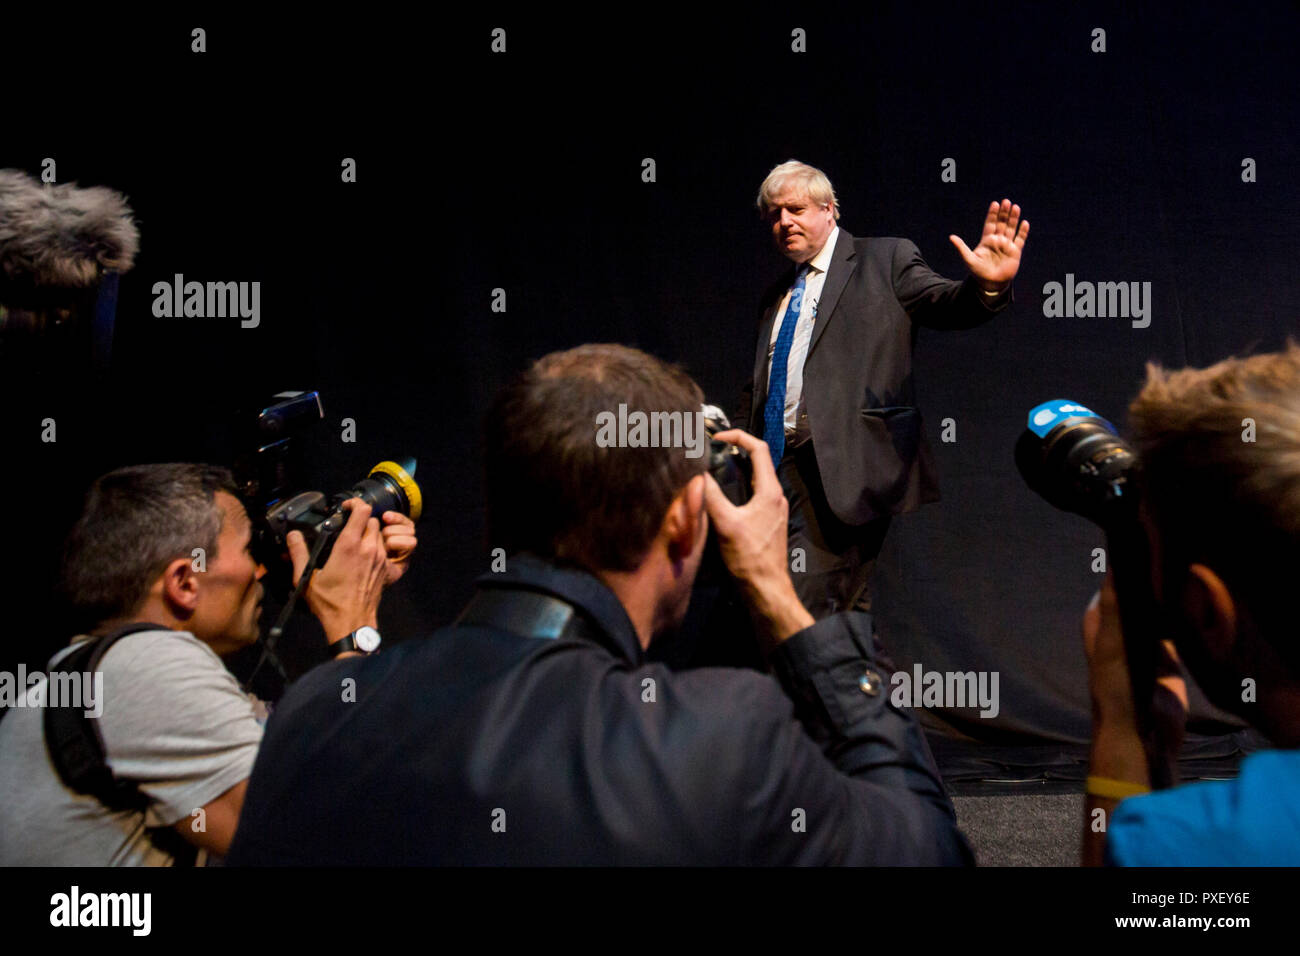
{"left": 228, "top": 344, "right": 972, "bottom": 865}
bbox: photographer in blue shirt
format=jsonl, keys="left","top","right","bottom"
{"left": 1081, "top": 342, "right": 1300, "bottom": 866}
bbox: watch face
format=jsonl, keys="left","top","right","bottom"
{"left": 355, "top": 626, "right": 381, "bottom": 653}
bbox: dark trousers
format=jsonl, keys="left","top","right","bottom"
{"left": 778, "top": 442, "right": 891, "bottom": 620}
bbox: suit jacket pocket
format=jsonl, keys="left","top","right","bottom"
{"left": 859, "top": 405, "right": 922, "bottom": 466}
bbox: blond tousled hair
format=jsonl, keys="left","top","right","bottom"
{"left": 756, "top": 160, "right": 841, "bottom": 220}
{"left": 1128, "top": 339, "right": 1300, "bottom": 644}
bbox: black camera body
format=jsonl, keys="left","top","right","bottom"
{"left": 699, "top": 405, "right": 751, "bottom": 584}
{"left": 647, "top": 405, "right": 765, "bottom": 672}
{"left": 264, "top": 461, "right": 422, "bottom": 566}
{"left": 229, "top": 390, "right": 423, "bottom": 691}
{"left": 233, "top": 390, "right": 422, "bottom": 569}
{"left": 703, "top": 404, "right": 752, "bottom": 506}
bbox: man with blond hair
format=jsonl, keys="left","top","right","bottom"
{"left": 740, "top": 159, "right": 1029, "bottom": 618}
{"left": 1081, "top": 341, "right": 1300, "bottom": 865}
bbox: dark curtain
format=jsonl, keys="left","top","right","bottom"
{"left": 2, "top": 4, "right": 1296, "bottom": 773}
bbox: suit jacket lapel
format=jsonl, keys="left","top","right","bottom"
{"left": 807, "top": 229, "right": 857, "bottom": 358}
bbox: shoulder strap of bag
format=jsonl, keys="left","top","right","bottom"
{"left": 43, "top": 623, "right": 198, "bottom": 866}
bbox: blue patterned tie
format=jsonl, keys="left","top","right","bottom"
{"left": 762, "top": 265, "right": 809, "bottom": 463}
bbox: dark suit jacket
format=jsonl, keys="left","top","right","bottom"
{"left": 227, "top": 555, "right": 972, "bottom": 865}
{"left": 739, "top": 230, "right": 1010, "bottom": 526}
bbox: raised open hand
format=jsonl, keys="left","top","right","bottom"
{"left": 949, "top": 199, "right": 1029, "bottom": 291}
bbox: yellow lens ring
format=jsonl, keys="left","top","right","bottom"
{"left": 369, "top": 461, "right": 422, "bottom": 522}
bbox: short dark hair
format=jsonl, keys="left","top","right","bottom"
{"left": 59, "top": 463, "right": 240, "bottom": 633}
{"left": 1128, "top": 340, "right": 1300, "bottom": 667}
{"left": 486, "top": 344, "right": 707, "bottom": 573}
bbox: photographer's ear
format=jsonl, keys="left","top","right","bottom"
{"left": 1182, "top": 563, "right": 1238, "bottom": 660}
{"left": 160, "top": 557, "right": 201, "bottom": 615}
{"left": 665, "top": 474, "right": 708, "bottom": 562}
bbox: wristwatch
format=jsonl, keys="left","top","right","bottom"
{"left": 331, "top": 625, "right": 382, "bottom": 657}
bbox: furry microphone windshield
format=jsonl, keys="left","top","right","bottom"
{"left": 0, "top": 169, "right": 139, "bottom": 293}
{"left": 0, "top": 169, "right": 140, "bottom": 370}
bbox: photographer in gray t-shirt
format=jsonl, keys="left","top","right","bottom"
{"left": 0, "top": 463, "right": 416, "bottom": 865}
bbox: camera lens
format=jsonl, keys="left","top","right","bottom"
{"left": 1016, "top": 404, "right": 1138, "bottom": 528}
{"left": 346, "top": 460, "right": 423, "bottom": 522}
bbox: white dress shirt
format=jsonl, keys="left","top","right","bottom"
{"left": 766, "top": 226, "right": 839, "bottom": 434}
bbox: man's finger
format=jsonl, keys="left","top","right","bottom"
{"left": 286, "top": 530, "right": 308, "bottom": 586}
{"left": 1156, "top": 674, "right": 1190, "bottom": 712}
{"left": 1099, "top": 567, "right": 1119, "bottom": 609}
{"left": 949, "top": 234, "right": 975, "bottom": 263}
{"left": 337, "top": 497, "right": 373, "bottom": 545}
{"left": 1082, "top": 589, "right": 1101, "bottom": 655}
{"left": 1005, "top": 203, "right": 1022, "bottom": 240}
{"left": 982, "top": 200, "right": 1000, "bottom": 235}
{"left": 702, "top": 472, "right": 739, "bottom": 525}
{"left": 1159, "top": 638, "right": 1182, "bottom": 669}
{"left": 1014, "top": 218, "right": 1030, "bottom": 248}
{"left": 362, "top": 515, "right": 383, "bottom": 557}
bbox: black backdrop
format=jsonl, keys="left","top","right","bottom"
{"left": 3, "top": 4, "right": 1297, "bottom": 776}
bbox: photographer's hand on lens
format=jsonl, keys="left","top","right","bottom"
{"left": 1082, "top": 570, "right": 1189, "bottom": 780}
{"left": 703, "top": 429, "right": 814, "bottom": 651}
{"left": 379, "top": 510, "right": 418, "bottom": 585}
{"left": 286, "top": 498, "right": 388, "bottom": 649}
{"left": 1083, "top": 571, "right": 1139, "bottom": 726}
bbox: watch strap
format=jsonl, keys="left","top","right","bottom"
{"left": 331, "top": 627, "right": 380, "bottom": 657}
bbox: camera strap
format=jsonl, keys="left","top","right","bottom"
{"left": 43, "top": 624, "right": 199, "bottom": 866}
{"left": 455, "top": 587, "right": 590, "bottom": 643}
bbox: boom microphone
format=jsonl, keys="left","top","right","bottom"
{"left": 0, "top": 168, "right": 139, "bottom": 370}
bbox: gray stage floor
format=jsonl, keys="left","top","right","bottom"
{"left": 952, "top": 793, "right": 1085, "bottom": 866}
